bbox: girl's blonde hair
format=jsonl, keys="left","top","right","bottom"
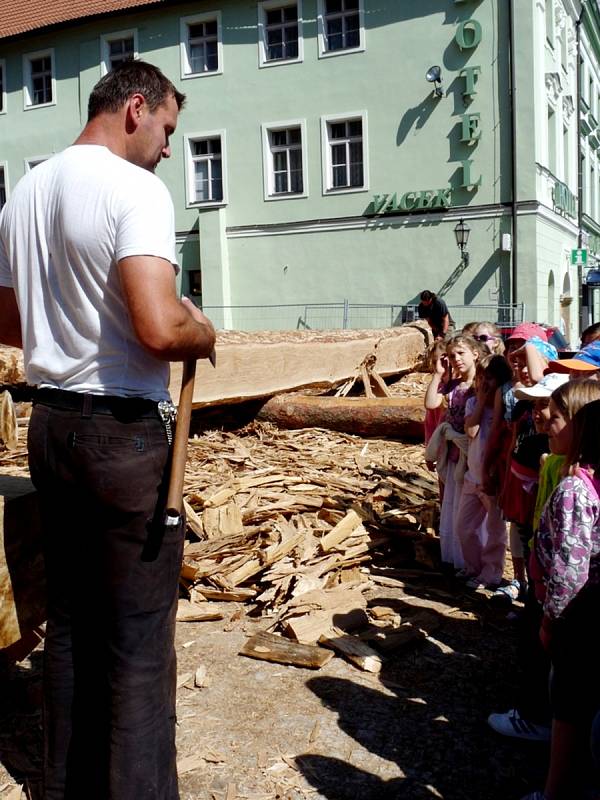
{"left": 426, "top": 337, "right": 448, "bottom": 371}
{"left": 446, "top": 333, "right": 484, "bottom": 359}
{"left": 461, "top": 321, "right": 479, "bottom": 335}
{"left": 566, "top": 399, "right": 600, "bottom": 476}
{"left": 474, "top": 321, "right": 505, "bottom": 356}
{"left": 551, "top": 378, "right": 600, "bottom": 420}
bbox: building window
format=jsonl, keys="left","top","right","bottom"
{"left": 545, "top": 0, "right": 554, "bottom": 46}
{"left": 101, "top": 30, "right": 138, "bottom": 74}
{"left": 317, "top": 0, "right": 364, "bottom": 57}
{"left": 180, "top": 12, "right": 223, "bottom": 78}
{"left": 592, "top": 162, "right": 596, "bottom": 219}
{"left": 0, "top": 60, "right": 6, "bottom": 114}
{"left": 321, "top": 113, "right": 367, "bottom": 193}
{"left": 23, "top": 49, "right": 55, "bottom": 109}
{"left": 262, "top": 121, "right": 307, "bottom": 199}
{"left": 188, "top": 269, "right": 203, "bottom": 298}
{"left": 563, "top": 125, "right": 569, "bottom": 185}
{"left": 185, "top": 132, "right": 226, "bottom": 206}
{"left": 258, "top": 1, "right": 303, "bottom": 67}
{"left": 25, "top": 157, "right": 49, "bottom": 172}
{"left": 547, "top": 106, "right": 556, "bottom": 175}
{"left": 0, "top": 165, "right": 7, "bottom": 211}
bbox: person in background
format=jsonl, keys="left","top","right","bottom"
{"left": 522, "top": 395, "right": 600, "bottom": 800}
{"left": 455, "top": 354, "right": 513, "bottom": 589}
{"left": 473, "top": 321, "right": 505, "bottom": 356}
{"left": 546, "top": 340, "right": 600, "bottom": 381}
{"left": 425, "top": 334, "right": 482, "bottom": 570}
{"left": 580, "top": 322, "right": 600, "bottom": 347}
{"left": 417, "top": 290, "right": 453, "bottom": 339}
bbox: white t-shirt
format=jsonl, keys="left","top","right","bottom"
{"left": 0, "top": 145, "right": 178, "bottom": 401}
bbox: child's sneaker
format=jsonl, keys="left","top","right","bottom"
{"left": 490, "top": 579, "right": 521, "bottom": 604}
{"left": 487, "top": 708, "right": 551, "bottom": 742}
{"left": 466, "top": 577, "right": 485, "bottom": 590}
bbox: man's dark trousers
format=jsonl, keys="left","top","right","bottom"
{"left": 28, "top": 397, "right": 183, "bottom": 800}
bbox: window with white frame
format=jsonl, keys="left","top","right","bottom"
{"left": 258, "top": 1, "right": 303, "bottom": 66}
{"left": 23, "top": 49, "right": 55, "bottom": 108}
{"left": 185, "top": 133, "right": 226, "bottom": 205}
{"left": 25, "top": 157, "right": 49, "bottom": 172}
{"left": 0, "top": 165, "right": 7, "bottom": 211}
{"left": 0, "top": 60, "right": 6, "bottom": 114}
{"left": 180, "top": 12, "right": 222, "bottom": 78}
{"left": 262, "top": 122, "right": 306, "bottom": 198}
{"left": 322, "top": 114, "right": 366, "bottom": 192}
{"left": 318, "top": 0, "right": 364, "bottom": 57}
{"left": 101, "top": 30, "right": 138, "bottom": 73}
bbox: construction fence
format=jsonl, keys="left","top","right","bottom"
{"left": 201, "top": 301, "right": 525, "bottom": 332}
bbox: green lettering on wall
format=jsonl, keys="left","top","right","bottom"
{"left": 399, "top": 192, "right": 418, "bottom": 211}
{"left": 373, "top": 194, "right": 389, "bottom": 214}
{"left": 455, "top": 20, "right": 482, "bottom": 50}
{"left": 387, "top": 193, "right": 400, "bottom": 211}
{"left": 459, "top": 65, "right": 482, "bottom": 97}
{"left": 461, "top": 113, "right": 481, "bottom": 143}
{"left": 417, "top": 190, "right": 436, "bottom": 209}
{"left": 433, "top": 188, "right": 453, "bottom": 207}
{"left": 461, "top": 159, "right": 482, "bottom": 188}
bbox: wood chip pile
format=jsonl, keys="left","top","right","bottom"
{"left": 179, "top": 419, "right": 440, "bottom": 672}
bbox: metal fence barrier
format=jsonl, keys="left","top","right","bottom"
{"left": 200, "top": 301, "right": 525, "bottom": 332}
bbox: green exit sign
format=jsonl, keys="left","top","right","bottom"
{"left": 572, "top": 249, "right": 587, "bottom": 265}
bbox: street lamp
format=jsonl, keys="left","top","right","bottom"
{"left": 454, "top": 218, "right": 471, "bottom": 266}
{"left": 426, "top": 65, "right": 443, "bottom": 98}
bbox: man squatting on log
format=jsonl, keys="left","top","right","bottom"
{"left": 0, "top": 61, "right": 216, "bottom": 799}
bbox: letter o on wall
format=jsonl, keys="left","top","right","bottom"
{"left": 455, "top": 20, "right": 482, "bottom": 50}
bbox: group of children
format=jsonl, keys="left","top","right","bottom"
{"left": 423, "top": 320, "right": 600, "bottom": 800}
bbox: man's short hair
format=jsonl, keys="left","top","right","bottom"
{"left": 87, "top": 60, "right": 186, "bottom": 121}
{"left": 420, "top": 290, "right": 435, "bottom": 302}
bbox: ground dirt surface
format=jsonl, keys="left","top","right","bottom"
{"left": 0, "top": 383, "right": 553, "bottom": 800}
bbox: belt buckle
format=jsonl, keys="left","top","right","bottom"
{"left": 157, "top": 400, "right": 177, "bottom": 445}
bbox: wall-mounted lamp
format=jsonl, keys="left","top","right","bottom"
{"left": 454, "top": 218, "right": 471, "bottom": 266}
{"left": 426, "top": 65, "right": 443, "bottom": 98}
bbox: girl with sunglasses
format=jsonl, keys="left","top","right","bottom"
{"left": 473, "top": 321, "right": 505, "bottom": 356}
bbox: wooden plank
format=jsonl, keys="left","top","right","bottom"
{"left": 239, "top": 630, "right": 333, "bottom": 669}
{"left": 196, "top": 586, "right": 257, "bottom": 602}
{"left": 319, "top": 510, "right": 363, "bottom": 552}
{"left": 319, "top": 626, "right": 383, "bottom": 673}
{"left": 168, "top": 325, "right": 429, "bottom": 407}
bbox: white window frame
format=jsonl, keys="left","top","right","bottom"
{"left": 24, "top": 156, "right": 50, "bottom": 173}
{"left": 317, "top": 0, "right": 365, "bottom": 59}
{"left": 261, "top": 119, "right": 308, "bottom": 200}
{"left": 0, "top": 60, "right": 6, "bottom": 115}
{"left": 180, "top": 11, "right": 223, "bottom": 80}
{"left": 258, "top": 1, "right": 304, "bottom": 68}
{"left": 184, "top": 130, "right": 227, "bottom": 208}
{"left": 100, "top": 29, "right": 139, "bottom": 75}
{"left": 320, "top": 111, "right": 368, "bottom": 195}
{"left": 23, "top": 48, "right": 56, "bottom": 110}
{"left": 0, "top": 162, "right": 9, "bottom": 211}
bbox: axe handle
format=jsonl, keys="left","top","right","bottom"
{"left": 165, "top": 358, "right": 197, "bottom": 517}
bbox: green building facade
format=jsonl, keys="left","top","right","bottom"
{"left": 1, "top": 0, "right": 599, "bottom": 339}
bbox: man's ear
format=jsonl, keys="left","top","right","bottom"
{"left": 126, "top": 93, "right": 146, "bottom": 129}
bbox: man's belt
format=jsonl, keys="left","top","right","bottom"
{"left": 33, "top": 387, "right": 160, "bottom": 419}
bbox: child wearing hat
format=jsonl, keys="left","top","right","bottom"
{"left": 546, "top": 340, "right": 600, "bottom": 380}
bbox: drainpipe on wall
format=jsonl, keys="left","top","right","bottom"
{"left": 576, "top": 3, "right": 587, "bottom": 330}
{"left": 508, "top": 0, "right": 518, "bottom": 309}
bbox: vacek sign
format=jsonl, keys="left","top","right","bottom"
{"left": 373, "top": 0, "right": 483, "bottom": 216}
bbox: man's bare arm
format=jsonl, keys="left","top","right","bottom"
{"left": 0, "top": 287, "right": 23, "bottom": 348}
{"left": 118, "top": 256, "right": 215, "bottom": 361}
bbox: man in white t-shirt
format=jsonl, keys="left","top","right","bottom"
{"left": 0, "top": 61, "right": 215, "bottom": 800}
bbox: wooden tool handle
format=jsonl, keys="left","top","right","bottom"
{"left": 165, "top": 358, "right": 197, "bottom": 518}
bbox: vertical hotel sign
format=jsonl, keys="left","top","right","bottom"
{"left": 373, "top": 0, "right": 483, "bottom": 215}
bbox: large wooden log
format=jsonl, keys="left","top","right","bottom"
{"left": 0, "top": 476, "right": 45, "bottom": 659}
{"left": 256, "top": 395, "right": 425, "bottom": 440}
{"left": 169, "top": 325, "right": 429, "bottom": 408}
